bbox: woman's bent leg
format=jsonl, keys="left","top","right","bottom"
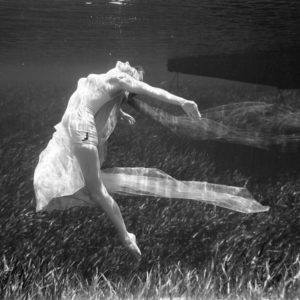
{"left": 73, "top": 143, "right": 141, "bottom": 259}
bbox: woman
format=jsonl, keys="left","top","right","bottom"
{"left": 34, "top": 61, "right": 202, "bottom": 260}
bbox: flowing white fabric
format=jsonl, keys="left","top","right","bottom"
{"left": 34, "top": 123, "right": 269, "bottom": 213}
{"left": 102, "top": 167, "right": 269, "bottom": 213}
{"left": 129, "top": 97, "right": 300, "bottom": 150}
{"left": 40, "top": 165, "right": 269, "bottom": 213}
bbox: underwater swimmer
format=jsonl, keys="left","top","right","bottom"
{"left": 34, "top": 61, "right": 201, "bottom": 260}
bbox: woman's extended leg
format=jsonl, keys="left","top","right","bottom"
{"left": 73, "top": 143, "right": 141, "bottom": 260}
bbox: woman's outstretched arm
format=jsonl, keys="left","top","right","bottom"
{"left": 112, "top": 72, "right": 201, "bottom": 120}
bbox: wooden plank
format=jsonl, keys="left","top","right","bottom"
{"left": 167, "top": 51, "right": 300, "bottom": 89}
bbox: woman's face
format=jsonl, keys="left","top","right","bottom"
{"left": 116, "top": 61, "right": 131, "bottom": 72}
{"left": 115, "top": 61, "right": 143, "bottom": 81}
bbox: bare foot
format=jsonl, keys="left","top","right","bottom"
{"left": 123, "top": 232, "right": 141, "bottom": 261}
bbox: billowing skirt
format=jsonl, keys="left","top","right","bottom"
{"left": 34, "top": 122, "right": 87, "bottom": 211}
{"left": 34, "top": 101, "right": 103, "bottom": 211}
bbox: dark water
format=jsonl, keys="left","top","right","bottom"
{"left": 1, "top": 0, "right": 300, "bottom": 82}
{"left": 1, "top": 3, "right": 300, "bottom": 290}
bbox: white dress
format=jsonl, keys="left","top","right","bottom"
{"left": 34, "top": 76, "right": 120, "bottom": 211}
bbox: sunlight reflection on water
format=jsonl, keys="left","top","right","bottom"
{"left": 1, "top": 0, "right": 299, "bottom": 65}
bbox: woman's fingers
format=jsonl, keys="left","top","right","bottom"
{"left": 129, "top": 116, "right": 136, "bottom": 125}
{"left": 183, "top": 101, "right": 201, "bottom": 120}
{"left": 193, "top": 108, "right": 201, "bottom": 120}
{"left": 123, "top": 114, "right": 136, "bottom": 125}
{"left": 192, "top": 103, "right": 201, "bottom": 120}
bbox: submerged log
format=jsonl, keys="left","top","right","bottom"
{"left": 167, "top": 51, "right": 300, "bottom": 89}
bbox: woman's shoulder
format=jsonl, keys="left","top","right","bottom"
{"left": 76, "top": 74, "right": 103, "bottom": 89}
{"left": 77, "top": 73, "right": 109, "bottom": 94}
{"left": 77, "top": 69, "right": 125, "bottom": 97}
{"left": 86, "top": 72, "right": 121, "bottom": 88}
{"left": 86, "top": 73, "right": 107, "bottom": 87}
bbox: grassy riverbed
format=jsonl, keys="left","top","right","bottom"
{"left": 0, "top": 80, "right": 299, "bottom": 299}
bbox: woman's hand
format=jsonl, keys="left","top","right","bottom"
{"left": 123, "top": 232, "right": 141, "bottom": 260}
{"left": 120, "top": 110, "right": 136, "bottom": 125}
{"left": 181, "top": 100, "right": 201, "bottom": 121}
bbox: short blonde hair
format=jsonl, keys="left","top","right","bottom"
{"left": 115, "top": 61, "right": 144, "bottom": 81}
